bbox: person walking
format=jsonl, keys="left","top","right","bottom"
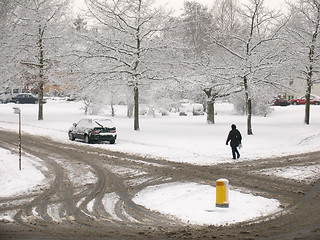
{"left": 226, "top": 124, "right": 242, "bottom": 159}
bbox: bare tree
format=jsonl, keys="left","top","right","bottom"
{"left": 181, "top": 1, "right": 213, "bottom": 56}
{"left": 10, "top": 0, "right": 70, "bottom": 120}
{"left": 211, "top": 0, "right": 241, "bottom": 33}
{"left": 81, "top": 0, "right": 172, "bottom": 130}
{"left": 286, "top": 0, "right": 320, "bottom": 125}
{"left": 178, "top": 1, "right": 230, "bottom": 124}
{"left": 212, "top": 0, "right": 287, "bottom": 135}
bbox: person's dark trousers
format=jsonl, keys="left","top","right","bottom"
{"left": 231, "top": 146, "right": 240, "bottom": 159}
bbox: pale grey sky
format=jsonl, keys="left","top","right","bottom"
{"left": 156, "top": 0, "right": 291, "bottom": 13}
{"left": 73, "top": 0, "right": 293, "bottom": 15}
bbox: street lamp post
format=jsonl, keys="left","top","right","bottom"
{"left": 13, "top": 107, "right": 21, "bottom": 170}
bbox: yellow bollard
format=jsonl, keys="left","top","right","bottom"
{"left": 216, "top": 179, "right": 229, "bottom": 208}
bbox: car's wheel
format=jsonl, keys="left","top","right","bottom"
{"left": 35, "top": 100, "right": 38, "bottom": 104}
{"left": 68, "top": 132, "right": 75, "bottom": 141}
{"left": 109, "top": 139, "right": 115, "bottom": 144}
{"left": 315, "top": 101, "right": 320, "bottom": 105}
{"left": 292, "top": 101, "right": 298, "bottom": 105}
{"left": 85, "top": 135, "right": 90, "bottom": 144}
{"left": 16, "top": 100, "right": 20, "bottom": 104}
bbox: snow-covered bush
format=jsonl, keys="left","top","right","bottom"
{"left": 192, "top": 104, "right": 204, "bottom": 115}
{"left": 231, "top": 92, "right": 273, "bottom": 117}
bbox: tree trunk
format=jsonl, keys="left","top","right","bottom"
{"left": 207, "top": 100, "right": 215, "bottom": 124}
{"left": 134, "top": 85, "right": 139, "bottom": 131}
{"left": 247, "top": 98, "right": 253, "bottom": 135}
{"left": 243, "top": 76, "right": 253, "bottom": 135}
{"left": 304, "top": 49, "right": 313, "bottom": 124}
{"left": 127, "top": 104, "right": 133, "bottom": 118}
{"left": 38, "top": 27, "right": 44, "bottom": 121}
{"left": 305, "top": 47, "right": 314, "bottom": 124}
{"left": 38, "top": 82, "right": 44, "bottom": 120}
{"left": 111, "top": 105, "right": 115, "bottom": 116}
{"left": 111, "top": 94, "right": 115, "bottom": 116}
{"left": 304, "top": 6, "right": 320, "bottom": 123}
{"left": 204, "top": 88, "right": 215, "bottom": 124}
{"left": 305, "top": 81, "right": 312, "bottom": 125}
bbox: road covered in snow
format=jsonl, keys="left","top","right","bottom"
{"left": 0, "top": 100, "right": 320, "bottom": 239}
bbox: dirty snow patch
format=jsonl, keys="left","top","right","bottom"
{"left": 257, "top": 164, "right": 320, "bottom": 182}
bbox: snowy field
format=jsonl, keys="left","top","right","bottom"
{"left": 1, "top": 100, "right": 320, "bottom": 165}
{"left": 0, "top": 100, "right": 319, "bottom": 226}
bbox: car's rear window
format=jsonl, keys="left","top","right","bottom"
{"left": 92, "top": 119, "right": 113, "bottom": 128}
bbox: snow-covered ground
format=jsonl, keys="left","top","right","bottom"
{"left": 1, "top": 100, "right": 320, "bottom": 165}
{"left": 0, "top": 100, "right": 319, "bottom": 226}
{"left": 133, "top": 182, "right": 280, "bottom": 226}
{"left": 0, "top": 148, "right": 46, "bottom": 198}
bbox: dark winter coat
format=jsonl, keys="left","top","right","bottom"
{"left": 226, "top": 129, "right": 242, "bottom": 147}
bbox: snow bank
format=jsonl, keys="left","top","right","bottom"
{"left": 0, "top": 148, "right": 46, "bottom": 198}
{"left": 133, "top": 182, "right": 280, "bottom": 226}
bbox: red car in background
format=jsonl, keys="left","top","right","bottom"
{"left": 272, "top": 98, "right": 290, "bottom": 106}
{"left": 290, "top": 95, "right": 320, "bottom": 105}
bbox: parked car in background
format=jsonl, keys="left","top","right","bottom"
{"left": 0, "top": 87, "right": 30, "bottom": 103}
{"left": 4, "top": 87, "right": 26, "bottom": 95}
{"left": 11, "top": 93, "right": 45, "bottom": 104}
{"left": 272, "top": 98, "right": 290, "bottom": 106}
{"left": 290, "top": 95, "right": 320, "bottom": 105}
{"left": 68, "top": 117, "right": 117, "bottom": 144}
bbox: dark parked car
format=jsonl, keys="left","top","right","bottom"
{"left": 68, "top": 117, "right": 117, "bottom": 144}
{"left": 11, "top": 93, "right": 45, "bottom": 104}
{"left": 272, "top": 98, "right": 290, "bottom": 106}
{"left": 290, "top": 95, "right": 320, "bottom": 105}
